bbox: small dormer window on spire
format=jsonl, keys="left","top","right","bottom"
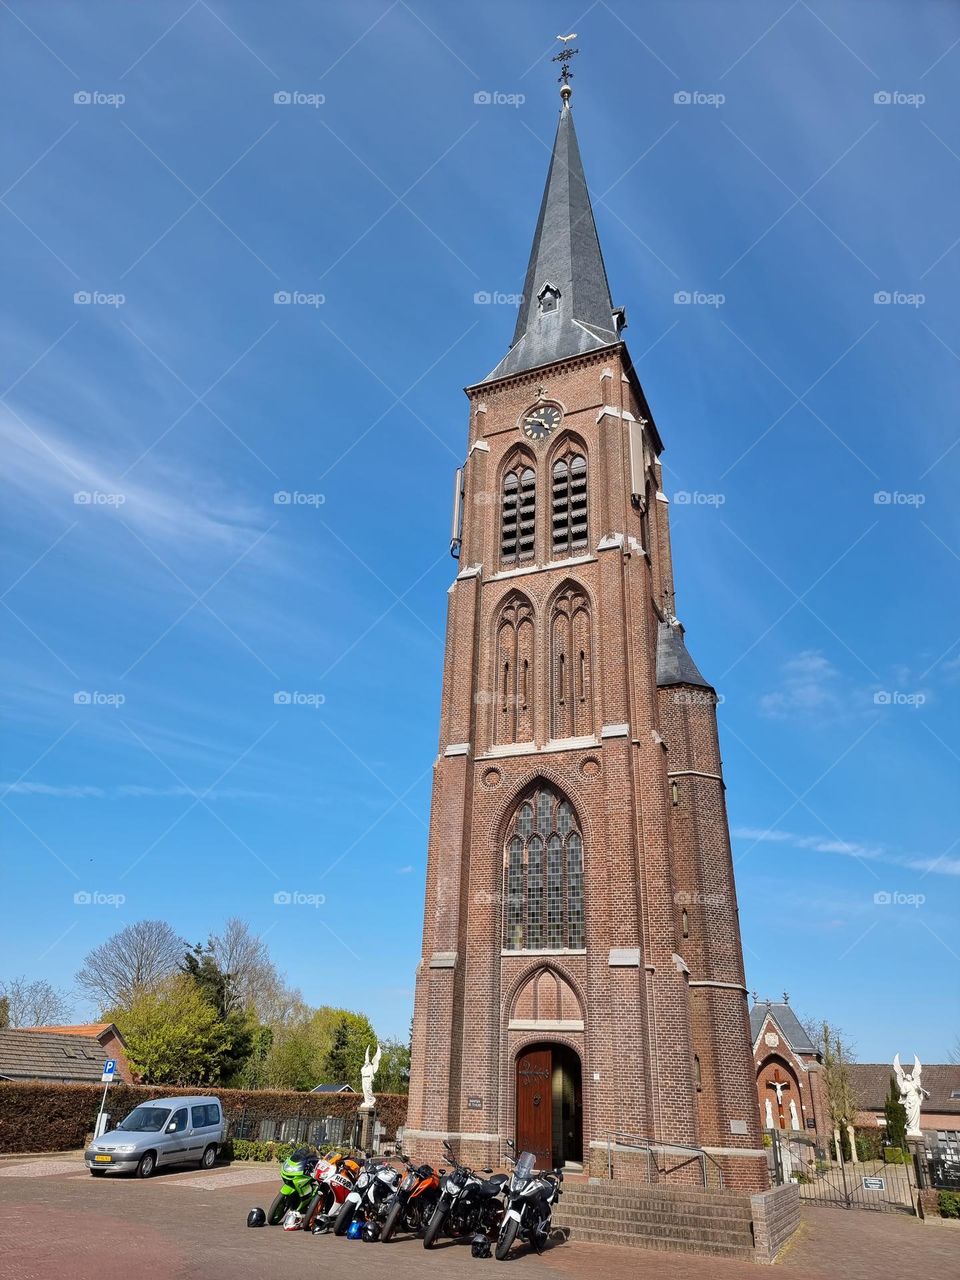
{"left": 538, "top": 283, "right": 560, "bottom": 314}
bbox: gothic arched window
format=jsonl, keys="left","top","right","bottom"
{"left": 501, "top": 464, "right": 536, "bottom": 567}
{"left": 502, "top": 784, "right": 584, "bottom": 951}
{"left": 494, "top": 594, "right": 534, "bottom": 743}
{"left": 551, "top": 450, "right": 587, "bottom": 556}
{"left": 550, "top": 584, "right": 593, "bottom": 740}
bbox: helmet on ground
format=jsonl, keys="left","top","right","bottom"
{"left": 282, "top": 1209, "right": 303, "bottom": 1231}
{"left": 471, "top": 1233, "right": 492, "bottom": 1258}
{"left": 362, "top": 1220, "right": 381, "bottom": 1243}
{"left": 346, "top": 1218, "right": 364, "bottom": 1240}
{"left": 246, "top": 1207, "right": 266, "bottom": 1228}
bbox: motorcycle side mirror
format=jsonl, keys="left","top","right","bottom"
{"left": 482, "top": 1168, "right": 493, "bottom": 1174}
{"left": 505, "top": 1138, "right": 515, "bottom": 1149}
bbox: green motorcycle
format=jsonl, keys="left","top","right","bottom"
{"left": 268, "top": 1148, "right": 320, "bottom": 1225}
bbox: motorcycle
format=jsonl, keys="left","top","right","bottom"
{"left": 303, "top": 1150, "right": 363, "bottom": 1233}
{"left": 380, "top": 1152, "right": 442, "bottom": 1242}
{"left": 267, "top": 1147, "right": 321, "bottom": 1226}
{"left": 494, "top": 1145, "right": 562, "bottom": 1260}
{"left": 332, "top": 1154, "right": 401, "bottom": 1235}
{"left": 422, "top": 1140, "right": 507, "bottom": 1249}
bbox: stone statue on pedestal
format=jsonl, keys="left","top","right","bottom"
{"left": 361, "top": 1042, "right": 382, "bottom": 1110}
{"left": 893, "top": 1053, "right": 929, "bottom": 1138}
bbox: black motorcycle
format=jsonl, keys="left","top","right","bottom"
{"left": 423, "top": 1141, "right": 507, "bottom": 1249}
{"left": 495, "top": 1146, "right": 562, "bottom": 1259}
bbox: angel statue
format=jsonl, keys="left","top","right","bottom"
{"left": 893, "top": 1053, "right": 929, "bottom": 1138}
{"left": 361, "top": 1042, "right": 382, "bottom": 1109}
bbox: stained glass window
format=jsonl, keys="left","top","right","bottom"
{"left": 501, "top": 786, "right": 585, "bottom": 950}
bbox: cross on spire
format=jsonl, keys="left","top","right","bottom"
{"left": 552, "top": 38, "right": 579, "bottom": 102}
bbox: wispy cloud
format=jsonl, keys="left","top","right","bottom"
{"left": 1, "top": 406, "right": 269, "bottom": 557}
{"left": 733, "top": 825, "right": 960, "bottom": 877}
{"left": 2, "top": 780, "right": 273, "bottom": 800}
{"left": 759, "top": 649, "right": 846, "bottom": 717}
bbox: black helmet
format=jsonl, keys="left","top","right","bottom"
{"left": 471, "top": 1233, "right": 492, "bottom": 1258}
{"left": 361, "top": 1220, "right": 382, "bottom": 1243}
{"left": 246, "top": 1207, "right": 266, "bottom": 1228}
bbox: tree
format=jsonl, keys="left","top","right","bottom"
{"left": 208, "top": 918, "right": 289, "bottom": 1018}
{"left": 0, "top": 996, "right": 8, "bottom": 1029}
{"left": 375, "top": 1037, "right": 411, "bottom": 1094}
{"left": 76, "top": 920, "right": 186, "bottom": 1012}
{"left": 884, "top": 1075, "right": 907, "bottom": 1150}
{"left": 319, "top": 1009, "right": 377, "bottom": 1090}
{"left": 110, "top": 975, "right": 250, "bottom": 1086}
{"left": 179, "top": 944, "right": 255, "bottom": 1083}
{"left": 809, "top": 1020, "right": 858, "bottom": 1160}
{"left": 0, "top": 976, "right": 73, "bottom": 1026}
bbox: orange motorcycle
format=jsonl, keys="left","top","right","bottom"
{"left": 380, "top": 1153, "right": 442, "bottom": 1242}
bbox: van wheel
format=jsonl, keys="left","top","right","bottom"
{"left": 200, "top": 1145, "right": 217, "bottom": 1170}
{"left": 136, "top": 1152, "right": 156, "bottom": 1179}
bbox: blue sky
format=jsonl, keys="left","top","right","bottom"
{"left": 1, "top": 1, "right": 958, "bottom": 1063}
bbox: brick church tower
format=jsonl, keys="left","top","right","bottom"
{"left": 405, "top": 74, "right": 767, "bottom": 1192}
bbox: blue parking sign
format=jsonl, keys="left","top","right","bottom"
{"left": 101, "top": 1059, "right": 117, "bottom": 1082}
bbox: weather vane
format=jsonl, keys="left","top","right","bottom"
{"left": 552, "top": 34, "right": 579, "bottom": 97}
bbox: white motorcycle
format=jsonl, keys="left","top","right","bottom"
{"left": 495, "top": 1145, "right": 562, "bottom": 1260}
{"left": 332, "top": 1156, "right": 400, "bottom": 1236}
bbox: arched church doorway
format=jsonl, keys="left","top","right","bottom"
{"left": 515, "top": 1042, "right": 582, "bottom": 1168}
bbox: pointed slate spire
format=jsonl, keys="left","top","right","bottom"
{"left": 483, "top": 97, "right": 620, "bottom": 383}
{"left": 656, "top": 620, "right": 712, "bottom": 690}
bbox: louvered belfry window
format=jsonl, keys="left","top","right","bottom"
{"left": 551, "top": 452, "right": 588, "bottom": 555}
{"left": 502, "top": 785, "right": 585, "bottom": 951}
{"left": 501, "top": 466, "right": 536, "bottom": 565}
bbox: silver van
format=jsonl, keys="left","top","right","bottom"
{"left": 84, "top": 1096, "right": 225, "bottom": 1178}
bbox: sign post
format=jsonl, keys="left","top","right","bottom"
{"left": 94, "top": 1059, "right": 117, "bottom": 1139}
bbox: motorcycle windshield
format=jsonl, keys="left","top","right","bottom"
{"left": 513, "top": 1152, "right": 536, "bottom": 1183}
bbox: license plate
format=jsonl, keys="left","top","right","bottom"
{"left": 94, "top": 1155, "right": 112, "bottom": 1163}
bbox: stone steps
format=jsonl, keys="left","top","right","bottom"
{"left": 556, "top": 1204, "right": 753, "bottom": 1232}
{"left": 553, "top": 1222, "right": 755, "bottom": 1259}
{"left": 561, "top": 1190, "right": 751, "bottom": 1220}
{"left": 551, "top": 1181, "right": 756, "bottom": 1259}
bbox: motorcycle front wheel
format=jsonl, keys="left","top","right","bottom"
{"left": 267, "top": 1191, "right": 293, "bottom": 1225}
{"left": 495, "top": 1215, "right": 519, "bottom": 1261}
{"left": 304, "top": 1187, "right": 330, "bottom": 1233}
{"left": 380, "top": 1200, "right": 403, "bottom": 1242}
{"left": 422, "top": 1205, "right": 447, "bottom": 1249}
{"left": 332, "top": 1200, "right": 356, "bottom": 1237}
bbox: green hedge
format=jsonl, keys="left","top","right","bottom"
{"left": 939, "top": 1190, "right": 960, "bottom": 1219}
{"left": 882, "top": 1146, "right": 909, "bottom": 1164}
{"left": 0, "top": 1081, "right": 408, "bottom": 1155}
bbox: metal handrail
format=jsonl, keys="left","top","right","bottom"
{"left": 605, "top": 1132, "right": 725, "bottom": 1190}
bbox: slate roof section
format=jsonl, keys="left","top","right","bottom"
{"left": 655, "top": 620, "right": 711, "bottom": 689}
{"left": 750, "top": 1002, "right": 817, "bottom": 1055}
{"left": 848, "top": 1063, "right": 960, "bottom": 1116}
{"left": 483, "top": 101, "right": 620, "bottom": 383}
{"left": 0, "top": 1029, "right": 109, "bottom": 1082}
{"left": 20, "top": 1022, "right": 126, "bottom": 1046}
{"left": 310, "top": 1082, "right": 356, "bottom": 1093}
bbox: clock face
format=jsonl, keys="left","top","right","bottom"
{"left": 522, "top": 403, "right": 561, "bottom": 441}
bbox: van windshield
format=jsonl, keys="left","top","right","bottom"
{"left": 117, "top": 1106, "right": 171, "bottom": 1132}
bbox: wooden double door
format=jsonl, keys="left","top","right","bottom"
{"left": 515, "top": 1043, "right": 582, "bottom": 1169}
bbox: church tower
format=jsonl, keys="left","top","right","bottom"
{"left": 406, "top": 68, "right": 767, "bottom": 1192}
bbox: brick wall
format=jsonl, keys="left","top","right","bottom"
{"left": 751, "top": 1182, "right": 801, "bottom": 1262}
{"left": 407, "top": 343, "right": 768, "bottom": 1194}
